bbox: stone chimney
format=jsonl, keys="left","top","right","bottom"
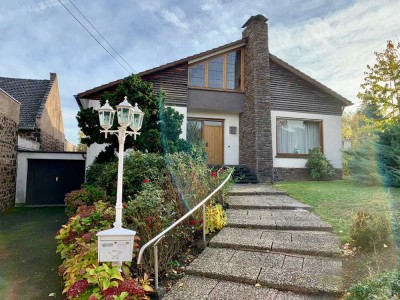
{"left": 239, "top": 14, "right": 272, "bottom": 182}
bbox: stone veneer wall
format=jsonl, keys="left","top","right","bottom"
{"left": 240, "top": 15, "right": 273, "bottom": 182}
{"left": 272, "top": 168, "right": 343, "bottom": 182}
{"left": 40, "top": 131, "right": 64, "bottom": 151}
{"left": 0, "top": 91, "right": 20, "bottom": 212}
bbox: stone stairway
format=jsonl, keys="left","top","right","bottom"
{"left": 164, "top": 185, "right": 343, "bottom": 300}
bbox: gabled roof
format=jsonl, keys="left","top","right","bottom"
{"left": 76, "top": 39, "right": 352, "bottom": 107}
{"left": 0, "top": 74, "right": 55, "bottom": 130}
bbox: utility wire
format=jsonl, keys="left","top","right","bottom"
{"left": 57, "top": 0, "right": 131, "bottom": 74}
{"left": 67, "top": 0, "right": 136, "bottom": 73}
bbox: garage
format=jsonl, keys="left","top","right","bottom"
{"left": 16, "top": 151, "right": 86, "bottom": 206}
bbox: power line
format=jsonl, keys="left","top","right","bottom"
{"left": 67, "top": 0, "right": 136, "bottom": 73}
{"left": 57, "top": 0, "right": 131, "bottom": 74}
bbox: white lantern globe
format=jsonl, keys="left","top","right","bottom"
{"left": 116, "top": 96, "right": 133, "bottom": 127}
{"left": 97, "top": 100, "right": 115, "bottom": 130}
{"left": 130, "top": 103, "right": 144, "bottom": 132}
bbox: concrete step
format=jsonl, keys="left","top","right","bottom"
{"left": 226, "top": 209, "right": 333, "bottom": 231}
{"left": 186, "top": 248, "right": 343, "bottom": 296}
{"left": 209, "top": 227, "right": 341, "bottom": 257}
{"left": 227, "top": 195, "right": 312, "bottom": 211}
{"left": 163, "top": 275, "right": 336, "bottom": 300}
{"left": 229, "top": 184, "right": 287, "bottom": 196}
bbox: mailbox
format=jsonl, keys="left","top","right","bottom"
{"left": 96, "top": 227, "right": 136, "bottom": 263}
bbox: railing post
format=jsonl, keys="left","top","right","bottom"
{"left": 154, "top": 244, "right": 159, "bottom": 290}
{"left": 202, "top": 203, "right": 206, "bottom": 242}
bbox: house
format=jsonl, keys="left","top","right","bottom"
{"left": 0, "top": 73, "right": 65, "bottom": 152}
{"left": 0, "top": 73, "right": 86, "bottom": 209}
{"left": 75, "top": 15, "right": 352, "bottom": 182}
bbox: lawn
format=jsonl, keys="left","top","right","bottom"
{"left": 274, "top": 179, "right": 400, "bottom": 288}
{"left": 0, "top": 207, "right": 67, "bottom": 300}
{"left": 274, "top": 179, "right": 400, "bottom": 243}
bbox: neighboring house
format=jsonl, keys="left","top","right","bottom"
{"left": 0, "top": 89, "right": 20, "bottom": 212}
{"left": 75, "top": 15, "right": 352, "bottom": 182}
{"left": 0, "top": 73, "right": 65, "bottom": 151}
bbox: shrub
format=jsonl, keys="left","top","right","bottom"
{"left": 64, "top": 186, "right": 110, "bottom": 216}
{"left": 306, "top": 147, "right": 336, "bottom": 180}
{"left": 86, "top": 152, "right": 167, "bottom": 200}
{"left": 350, "top": 210, "right": 391, "bottom": 250}
{"left": 124, "top": 182, "right": 190, "bottom": 273}
{"left": 205, "top": 204, "right": 227, "bottom": 234}
{"left": 345, "top": 139, "right": 382, "bottom": 186}
{"left": 346, "top": 271, "right": 400, "bottom": 299}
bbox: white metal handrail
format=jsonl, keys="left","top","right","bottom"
{"left": 136, "top": 170, "right": 233, "bottom": 289}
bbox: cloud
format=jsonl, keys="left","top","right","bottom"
{"left": 0, "top": 0, "right": 63, "bottom": 22}
{"left": 160, "top": 8, "right": 189, "bottom": 30}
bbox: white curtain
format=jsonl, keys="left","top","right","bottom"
{"left": 277, "top": 119, "right": 320, "bottom": 154}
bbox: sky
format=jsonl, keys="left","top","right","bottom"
{"left": 1, "top": 0, "right": 399, "bottom": 145}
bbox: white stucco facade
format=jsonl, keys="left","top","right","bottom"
{"left": 187, "top": 110, "right": 239, "bottom": 165}
{"left": 271, "top": 110, "right": 342, "bottom": 168}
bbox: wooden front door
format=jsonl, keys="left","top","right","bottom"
{"left": 203, "top": 120, "right": 224, "bottom": 165}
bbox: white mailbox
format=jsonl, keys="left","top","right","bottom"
{"left": 96, "top": 227, "right": 136, "bottom": 263}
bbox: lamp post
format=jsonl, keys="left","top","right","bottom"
{"left": 96, "top": 96, "right": 144, "bottom": 267}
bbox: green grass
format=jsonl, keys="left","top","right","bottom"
{"left": 0, "top": 207, "right": 67, "bottom": 300}
{"left": 274, "top": 179, "right": 400, "bottom": 243}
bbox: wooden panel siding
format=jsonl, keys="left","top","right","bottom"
{"left": 142, "top": 63, "right": 188, "bottom": 106}
{"left": 270, "top": 60, "right": 343, "bottom": 115}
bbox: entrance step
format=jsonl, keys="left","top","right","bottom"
{"left": 163, "top": 275, "right": 336, "bottom": 300}
{"left": 186, "top": 248, "right": 343, "bottom": 296}
{"left": 227, "top": 195, "right": 312, "bottom": 211}
{"left": 209, "top": 227, "right": 341, "bottom": 257}
{"left": 229, "top": 183, "right": 287, "bottom": 196}
{"left": 232, "top": 165, "right": 259, "bottom": 184}
{"left": 226, "top": 209, "right": 333, "bottom": 231}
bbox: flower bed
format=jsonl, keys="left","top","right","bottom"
{"left": 56, "top": 151, "right": 233, "bottom": 299}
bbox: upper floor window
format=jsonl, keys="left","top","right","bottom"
{"left": 188, "top": 49, "right": 243, "bottom": 91}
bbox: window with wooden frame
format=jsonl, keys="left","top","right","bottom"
{"left": 276, "top": 118, "right": 323, "bottom": 158}
{"left": 188, "top": 49, "right": 244, "bottom": 91}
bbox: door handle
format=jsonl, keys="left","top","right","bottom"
{"left": 205, "top": 142, "right": 208, "bottom": 147}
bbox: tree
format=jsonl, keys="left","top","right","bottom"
{"left": 76, "top": 131, "right": 88, "bottom": 152}
{"left": 76, "top": 74, "right": 186, "bottom": 162}
{"left": 377, "top": 123, "right": 400, "bottom": 187}
{"left": 358, "top": 40, "right": 400, "bottom": 128}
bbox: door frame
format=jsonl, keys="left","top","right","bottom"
{"left": 187, "top": 117, "right": 225, "bottom": 165}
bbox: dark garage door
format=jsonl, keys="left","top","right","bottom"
{"left": 26, "top": 159, "right": 85, "bottom": 205}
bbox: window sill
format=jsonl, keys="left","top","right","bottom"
{"left": 188, "top": 86, "right": 244, "bottom": 94}
{"left": 275, "top": 154, "right": 309, "bottom": 159}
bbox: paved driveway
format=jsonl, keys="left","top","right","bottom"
{"left": 0, "top": 207, "right": 67, "bottom": 300}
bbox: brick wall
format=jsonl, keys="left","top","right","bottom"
{"left": 240, "top": 15, "right": 273, "bottom": 182}
{"left": 0, "top": 91, "right": 20, "bottom": 212}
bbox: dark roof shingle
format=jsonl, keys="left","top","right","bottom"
{"left": 0, "top": 76, "right": 53, "bottom": 129}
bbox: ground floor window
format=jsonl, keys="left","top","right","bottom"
{"left": 276, "top": 118, "right": 322, "bottom": 157}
